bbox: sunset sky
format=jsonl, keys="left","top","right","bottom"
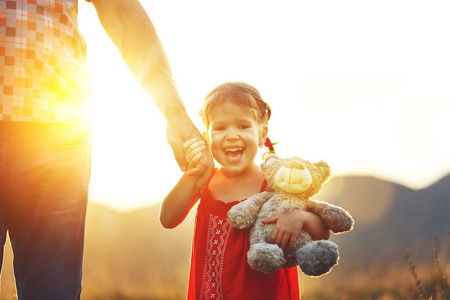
{"left": 78, "top": 1, "right": 450, "bottom": 211}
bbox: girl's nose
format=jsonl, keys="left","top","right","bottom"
{"left": 226, "top": 134, "right": 238, "bottom": 140}
{"left": 225, "top": 129, "right": 239, "bottom": 140}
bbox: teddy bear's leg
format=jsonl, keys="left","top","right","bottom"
{"left": 296, "top": 240, "right": 339, "bottom": 277}
{"left": 247, "top": 243, "right": 286, "bottom": 274}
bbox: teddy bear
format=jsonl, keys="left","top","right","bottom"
{"left": 227, "top": 154, "right": 354, "bottom": 276}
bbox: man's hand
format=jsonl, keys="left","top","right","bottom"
{"left": 166, "top": 115, "right": 214, "bottom": 189}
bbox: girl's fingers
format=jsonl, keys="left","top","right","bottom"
{"left": 189, "top": 143, "right": 206, "bottom": 156}
{"left": 185, "top": 140, "right": 206, "bottom": 155}
{"left": 270, "top": 228, "right": 278, "bottom": 244}
{"left": 183, "top": 138, "right": 197, "bottom": 151}
{"left": 183, "top": 138, "right": 207, "bottom": 166}
{"left": 275, "top": 231, "right": 284, "bottom": 247}
{"left": 186, "top": 151, "right": 205, "bottom": 174}
{"left": 190, "top": 140, "right": 206, "bottom": 152}
{"left": 261, "top": 216, "right": 277, "bottom": 224}
{"left": 186, "top": 145, "right": 206, "bottom": 164}
{"left": 287, "top": 237, "right": 296, "bottom": 253}
{"left": 281, "top": 235, "right": 290, "bottom": 251}
{"left": 190, "top": 151, "right": 203, "bottom": 165}
{"left": 282, "top": 232, "right": 294, "bottom": 252}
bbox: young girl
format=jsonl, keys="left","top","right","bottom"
{"left": 160, "top": 82, "right": 330, "bottom": 299}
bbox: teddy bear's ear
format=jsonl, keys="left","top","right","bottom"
{"left": 315, "top": 160, "right": 331, "bottom": 182}
{"left": 264, "top": 153, "right": 278, "bottom": 161}
{"left": 261, "top": 154, "right": 279, "bottom": 168}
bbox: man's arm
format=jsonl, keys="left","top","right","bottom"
{"left": 89, "top": 0, "right": 213, "bottom": 186}
{"left": 90, "top": 0, "right": 181, "bottom": 116}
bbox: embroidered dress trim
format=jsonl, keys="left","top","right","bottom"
{"left": 200, "top": 214, "right": 232, "bottom": 300}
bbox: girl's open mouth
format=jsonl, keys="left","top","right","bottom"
{"left": 225, "top": 147, "right": 244, "bottom": 162}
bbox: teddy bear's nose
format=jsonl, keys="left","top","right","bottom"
{"left": 286, "top": 160, "right": 306, "bottom": 170}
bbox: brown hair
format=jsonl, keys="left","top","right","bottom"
{"left": 200, "top": 81, "right": 275, "bottom": 157}
{"left": 200, "top": 81, "right": 271, "bottom": 128}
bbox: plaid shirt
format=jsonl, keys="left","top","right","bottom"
{"left": 0, "top": 0, "right": 92, "bottom": 125}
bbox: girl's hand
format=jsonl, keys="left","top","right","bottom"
{"left": 183, "top": 138, "right": 207, "bottom": 171}
{"left": 261, "top": 210, "right": 330, "bottom": 253}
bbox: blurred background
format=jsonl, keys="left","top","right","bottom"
{"left": 1, "top": 0, "right": 449, "bottom": 299}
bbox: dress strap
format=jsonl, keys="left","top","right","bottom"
{"left": 202, "top": 168, "right": 218, "bottom": 193}
{"left": 260, "top": 179, "right": 268, "bottom": 192}
{"left": 205, "top": 168, "right": 217, "bottom": 189}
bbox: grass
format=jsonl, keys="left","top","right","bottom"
{"left": 404, "top": 231, "right": 449, "bottom": 300}
{"left": 298, "top": 230, "right": 449, "bottom": 300}
{"left": 1, "top": 232, "right": 448, "bottom": 300}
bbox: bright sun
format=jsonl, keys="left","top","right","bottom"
{"left": 79, "top": 1, "right": 450, "bottom": 211}
{"left": 78, "top": 3, "right": 183, "bottom": 211}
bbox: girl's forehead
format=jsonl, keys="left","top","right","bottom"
{"left": 209, "top": 102, "right": 257, "bottom": 120}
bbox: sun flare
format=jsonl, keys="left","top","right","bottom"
{"left": 78, "top": 1, "right": 450, "bottom": 211}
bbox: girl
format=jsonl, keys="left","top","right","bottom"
{"left": 160, "top": 82, "right": 330, "bottom": 299}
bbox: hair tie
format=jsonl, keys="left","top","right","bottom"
{"left": 262, "top": 137, "right": 277, "bottom": 160}
{"left": 264, "top": 101, "right": 272, "bottom": 121}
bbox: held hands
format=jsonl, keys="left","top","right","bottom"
{"left": 262, "top": 210, "right": 330, "bottom": 253}
{"left": 166, "top": 116, "right": 213, "bottom": 188}
{"left": 183, "top": 138, "right": 210, "bottom": 182}
{"left": 182, "top": 138, "right": 212, "bottom": 189}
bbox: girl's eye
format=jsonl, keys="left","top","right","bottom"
{"left": 213, "top": 126, "right": 225, "bottom": 131}
{"left": 239, "top": 124, "right": 251, "bottom": 129}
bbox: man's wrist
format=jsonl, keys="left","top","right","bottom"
{"left": 164, "top": 107, "right": 189, "bottom": 122}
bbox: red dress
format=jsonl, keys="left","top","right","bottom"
{"left": 187, "top": 171, "right": 300, "bottom": 300}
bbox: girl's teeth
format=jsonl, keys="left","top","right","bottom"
{"left": 226, "top": 148, "right": 242, "bottom": 152}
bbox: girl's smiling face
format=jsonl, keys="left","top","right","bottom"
{"left": 207, "top": 101, "right": 267, "bottom": 176}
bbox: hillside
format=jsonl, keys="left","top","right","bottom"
{"left": 318, "top": 174, "right": 450, "bottom": 269}
{"left": 79, "top": 174, "right": 449, "bottom": 299}
{"left": 82, "top": 203, "right": 195, "bottom": 299}
{"left": 2, "top": 175, "right": 447, "bottom": 299}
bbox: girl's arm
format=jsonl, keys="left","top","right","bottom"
{"left": 159, "top": 173, "right": 201, "bottom": 229}
{"left": 262, "top": 210, "right": 331, "bottom": 252}
{"left": 159, "top": 138, "right": 209, "bottom": 228}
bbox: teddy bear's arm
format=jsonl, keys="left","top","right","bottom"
{"left": 306, "top": 200, "right": 354, "bottom": 234}
{"left": 227, "top": 191, "right": 273, "bottom": 229}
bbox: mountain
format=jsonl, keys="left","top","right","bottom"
{"left": 80, "top": 175, "right": 450, "bottom": 299}
{"left": 316, "top": 175, "right": 450, "bottom": 272}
